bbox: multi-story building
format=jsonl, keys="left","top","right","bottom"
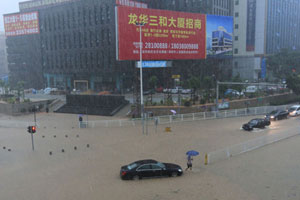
{"left": 233, "top": 0, "right": 300, "bottom": 80}
{"left": 0, "top": 32, "right": 8, "bottom": 77}
{"left": 5, "top": 0, "right": 233, "bottom": 90}
{"left": 212, "top": 26, "right": 233, "bottom": 53}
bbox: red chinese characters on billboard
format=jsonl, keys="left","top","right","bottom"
{"left": 4, "top": 12, "right": 40, "bottom": 37}
{"left": 116, "top": 7, "right": 206, "bottom": 60}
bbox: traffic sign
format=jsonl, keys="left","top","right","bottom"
{"left": 172, "top": 75, "right": 180, "bottom": 79}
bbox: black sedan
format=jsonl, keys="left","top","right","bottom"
{"left": 120, "top": 159, "right": 183, "bottom": 180}
{"left": 242, "top": 118, "right": 271, "bottom": 131}
{"left": 265, "top": 110, "right": 289, "bottom": 121}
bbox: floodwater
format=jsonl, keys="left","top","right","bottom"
{"left": 0, "top": 113, "right": 299, "bottom": 200}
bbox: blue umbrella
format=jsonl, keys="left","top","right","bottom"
{"left": 186, "top": 150, "right": 199, "bottom": 156}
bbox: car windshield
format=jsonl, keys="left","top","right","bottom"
{"left": 249, "top": 120, "right": 258, "bottom": 125}
{"left": 269, "top": 110, "right": 279, "bottom": 115}
{"left": 127, "top": 163, "right": 138, "bottom": 170}
{"left": 289, "top": 107, "right": 297, "bottom": 111}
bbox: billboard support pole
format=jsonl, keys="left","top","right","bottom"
{"left": 136, "top": 22, "right": 146, "bottom": 135}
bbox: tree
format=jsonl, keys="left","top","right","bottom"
{"left": 201, "top": 76, "right": 214, "bottom": 103}
{"left": 187, "top": 76, "right": 201, "bottom": 104}
{"left": 16, "top": 81, "right": 25, "bottom": 102}
{"left": 286, "top": 74, "right": 300, "bottom": 95}
{"left": 267, "top": 49, "right": 300, "bottom": 79}
{"left": 231, "top": 74, "right": 243, "bottom": 92}
{"left": 0, "top": 80, "right": 5, "bottom": 95}
{"left": 148, "top": 75, "right": 158, "bottom": 104}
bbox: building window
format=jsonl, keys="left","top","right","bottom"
{"left": 235, "top": 12, "right": 239, "bottom": 17}
{"left": 235, "top": 36, "right": 238, "bottom": 41}
{"left": 234, "top": 48, "right": 238, "bottom": 54}
{"left": 235, "top": 0, "right": 239, "bottom": 5}
{"left": 235, "top": 24, "right": 239, "bottom": 29}
{"left": 234, "top": 62, "right": 238, "bottom": 68}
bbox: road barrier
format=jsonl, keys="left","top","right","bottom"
{"left": 205, "top": 130, "right": 300, "bottom": 165}
{"left": 82, "top": 104, "right": 290, "bottom": 128}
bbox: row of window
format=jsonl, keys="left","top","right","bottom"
{"left": 214, "top": 0, "right": 231, "bottom": 9}
{"left": 213, "top": 8, "right": 229, "bottom": 16}
{"left": 42, "top": 29, "right": 112, "bottom": 51}
{"left": 41, "top": 4, "right": 111, "bottom": 32}
{"left": 44, "top": 51, "right": 111, "bottom": 70}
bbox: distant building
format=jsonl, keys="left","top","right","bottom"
{"left": 233, "top": 0, "right": 300, "bottom": 80}
{"left": 5, "top": 0, "right": 233, "bottom": 90}
{"left": 0, "top": 32, "right": 8, "bottom": 76}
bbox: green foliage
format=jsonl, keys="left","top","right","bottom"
{"left": 267, "top": 49, "right": 300, "bottom": 79}
{"left": 7, "top": 97, "right": 16, "bottom": 104}
{"left": 200, "top": 98, "right": 206, "bottom": 104}
{"left": 165, "top": 99, "right": 174, "bottom": 106}
{"left": 148, "top": 75, "right": 158, "bottom": 89}
{"left": 231, "top": 74, "right": 243, "bottom": 92}
{"left": 187, "top": 76, "right": 201, "bottom": 91}
{"left": 202, "top": 76, "right": 214, "bottom": 91}
{"left": 182, "top": 98, "right": 191, "bottom": 107}
{"left": 286, "top": 74, "right": 300, "bottom": 95}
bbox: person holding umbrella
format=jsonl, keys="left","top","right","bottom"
{"left": 185, "top": 150, "right": 199, "bottom": 171}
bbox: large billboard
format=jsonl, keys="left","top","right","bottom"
{"left": 4, "top": 12, "right": 40, "bottom": 37}
{"left": 206, "top": 15, "right": 233, "bottom": 57}
{"left": 116, "top": 6, "right": 206, "bottom": 60}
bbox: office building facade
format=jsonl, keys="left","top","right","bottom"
{"left": 0, "top": 32, "right": 8, "bottom": 76}
{"left": 233, "top": 0, "right": 300, "bottom": 80}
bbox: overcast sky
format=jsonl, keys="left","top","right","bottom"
{"left": 0, "top": 0, "right": 22, "bottom": 32}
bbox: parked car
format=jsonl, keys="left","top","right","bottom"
{"left": 242, "top": 118, "right": 270, "bottom": 131}
{"left": 120, "top": 159, "right": 183, "bottom": 180}
{"left": 224, "top": 89, "right": 243, "bottom": 96}
{"left": 163, "top": 88, "right": 171, "bottom": 93}
{"left": 265, "top": 110, "right": 289, "bottom": 121}
{"left": 181, "top": 88, "right": 192, "bottom": 94}
{"left": 143, "top": 89, "right": 155, "bottom": 95}
{"left": 245, "top": 86, "right": 258, "bottom": 93}
{"left": 288, "top": 105, "right": 300, "bottom": 116}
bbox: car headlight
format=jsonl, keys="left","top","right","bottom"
{"left": 178, "top": 169, "right": 182, "bottom": 172}
{"left": 270, "top": 116, "right": 274, "bottom": 118}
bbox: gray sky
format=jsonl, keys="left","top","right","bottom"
{"left": 0, "top": 0, "right": 22, "bottom": 32}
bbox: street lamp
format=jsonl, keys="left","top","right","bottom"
{"left": 136, "top": 22, "right": 146, "bottom": 135}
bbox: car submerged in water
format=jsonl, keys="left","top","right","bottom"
{"left": 242, "top": 118, "right": 271, "bottom": 131}
{"left": 120, "top": 159, "right": 183, "bottom": 180}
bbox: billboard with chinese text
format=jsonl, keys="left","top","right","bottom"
{"left": 116, "top": 7, "right": 206, "bottom": 60}
{"left": 206, "top": 15, "right": 233, "bottom": 57}
{"left": 4, "top": 12, "right": 40, "bottom": 37}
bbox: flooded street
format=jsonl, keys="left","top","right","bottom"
{"left": 0, "top": 113, "right": 299, "bottom": 200}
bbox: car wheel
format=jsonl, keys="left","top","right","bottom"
{"left": 171, "top": 172, "right": 178, "bottom": 177}
{"left": 132, "top": 175, "right": 140, "bottom": 180}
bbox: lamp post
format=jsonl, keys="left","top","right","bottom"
{"left": 136, "top": 22, "right": 146, "bottom": 135}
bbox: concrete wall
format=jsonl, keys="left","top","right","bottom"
{"left": 0, "top": 100, "right": 51, "bottom": 115}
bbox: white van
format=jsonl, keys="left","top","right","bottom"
{"left": 245, "top": 86, "right": 258, "bottom": 93}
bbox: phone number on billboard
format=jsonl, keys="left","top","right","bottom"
{"left": 145, "top": 43, "right": 199, "bottom": 50}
